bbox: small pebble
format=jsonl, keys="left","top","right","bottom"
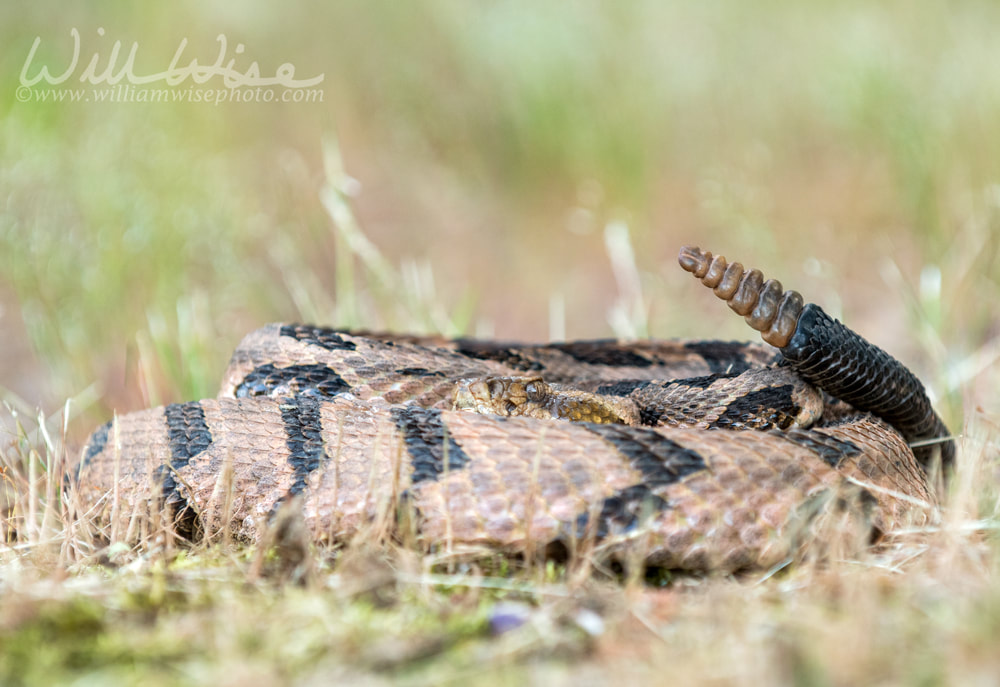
{"left": 488, "top": 602, "right": 533, "bottom": 635}
{"left": 573, "top": 608, "right": 605, "bottom": 637}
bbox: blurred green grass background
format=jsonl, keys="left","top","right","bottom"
{"left": 2, "top": 5, "right": 1000, "bottom": 685}
{"left": 1, "top": 1, "right": 998, "bottom": 435}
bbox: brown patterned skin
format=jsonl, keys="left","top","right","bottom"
{"left": 72, "top": 249, "right": 946, "bottom": 572}
{"left": 74, "top": 397, "right": 926, "bottom": 571}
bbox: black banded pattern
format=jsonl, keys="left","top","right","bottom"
{"left": 390, "top": 407, "right": 472, "bottom": 483}
{"left": 584, "top": 424, "right": 707, "bottom": 486}
{"left": 234, "top": 363, "right": 351, "bottom": 399}
{"left": 708, "top": 384, "right": 799, "bottom": 431}
{"left": 164, "top": 402, "right": 213, "bottom": 479}
{"left": 683, "top": 341, "right": 763, "bottom": 375}
{"left": 160, "top": 402, "right": 213, "bottom": 535}
{"left": 596, "top": 380, "right": 653, "bottom": 397}
{"left": 778, "top": 428, "right": 863, "bottom": 468}
{"left": 81, "top": 420, "right": 112, "bottom": 468}
{"left": 570, "top": 425, "right": 706, "bottom": 538}
{"left": 393, "top": 367, "right": 447, "bottom": 378}
{"left": 676, "top": 373, "right": 737, "bottom": 390}
{"left": 279, "top": 397, "right": 327, "bottom": 496}
{"left": 550, "top": 340, "right": 654, "bottom": 368}
{"left": 453, "top": 342, "right": 545, "bottom": 372}
{"left": 574, "top": 484, "right": 671, "bottom": 538}
{"left": 279, "top": 324, "right": 357, "bottom": 352}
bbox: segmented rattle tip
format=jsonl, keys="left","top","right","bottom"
{"left": 677, "top": 246, "right": 805, "bottom": 348}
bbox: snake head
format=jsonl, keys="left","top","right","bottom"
{"left": 452, "top": 376, "right": 550, "bottom": 417}
{"left": 453, "top": 375, "right": 640, "bottom": 425}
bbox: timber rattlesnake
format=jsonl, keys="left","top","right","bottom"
{"left": 73, "top": 247, "right": 954, "bottom": 571}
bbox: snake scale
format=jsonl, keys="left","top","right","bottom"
{"left": 72, "top": 247, "right": 954, "bottom": 571}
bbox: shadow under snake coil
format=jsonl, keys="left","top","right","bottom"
{"left": 74, "top": 247, "right": 954, "bottom": 571}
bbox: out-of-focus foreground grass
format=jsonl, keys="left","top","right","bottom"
{"left": 1, "top": 2, "right": 999, "bottom": 685}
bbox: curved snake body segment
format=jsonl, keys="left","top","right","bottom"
{"left": 72, "top": 247, "right": 952, "bottom": 571}
{"left": 75, "top": 396, "right": 926, "bottom": 571}
{"left": 220, "top": 325, "right": 783, "bottom": 402}
{"left": 453, "top": 367, "right": 825, "bottom": 432}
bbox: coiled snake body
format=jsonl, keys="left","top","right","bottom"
{"left": 73, "top": 248, "right": 954, "bottom": 571}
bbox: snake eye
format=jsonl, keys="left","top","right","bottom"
{"left": 504, "top": 400, "right": 517, "bottom": 414}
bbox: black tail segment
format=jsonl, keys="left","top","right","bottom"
{"left": 779, "top": 303, "right": 954, "bottom": 473}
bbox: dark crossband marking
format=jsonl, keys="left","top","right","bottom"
{"left": 161, "top": 401, "right": 213, "bottom": 503}
{"left": 454, "top": 342, "right": 545, "bottom": 372}
{"left": 234, "top": 363, "right": 351, "bottom": 399}
{"left": 597, "top": 378, "right": 694, "bottom": 426}
{"left": 708, "top": 384, "right": 799, "bottom": 430}
{"left": 584, "top": 424, "right": 707, "bottom": 486}
{"left": 279, "top": 324, "right": 357, "bottom": 352}
{"left": 390, "top": 407, "right": 472, "bottom": 483}
{"left": 573, "top": 424, "right": 705, "bottom": 540}
{"left": 683, "top": 341, "right": 757, "bottom": 375}
{"left": 597, "top": 374, "right": 740, "bottom": 426}
{"left": 393, "top": 367, "right": 447, "bottom": 378}
{"left": 779, "top": 428, "right": 862, "bottom": 468}
{"left": 82, "top": 420, "right": 112, "bottom": 468}
{"left": 596, "top": 380, "right": 652, "bottom": 397}
{"left": 573, "top": 484, "right": 671, "bottom": 538}
{"left": 596, "top": 374, "right": 737, "bottom": 398}
{"left": 279, "top": 397, "right": 327, "bottom": 496}
{"left": 551, "top": 340, "right": 653, "bottom": 368}
{"left": 674, "top": 373, "right": 737, "bottom": 390}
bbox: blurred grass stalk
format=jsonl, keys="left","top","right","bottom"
{"left": 604, "top": 220, "right": 649, "bottom": 340}
{"left": 317, "top": 133, "right": 475, "bottom": 337}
